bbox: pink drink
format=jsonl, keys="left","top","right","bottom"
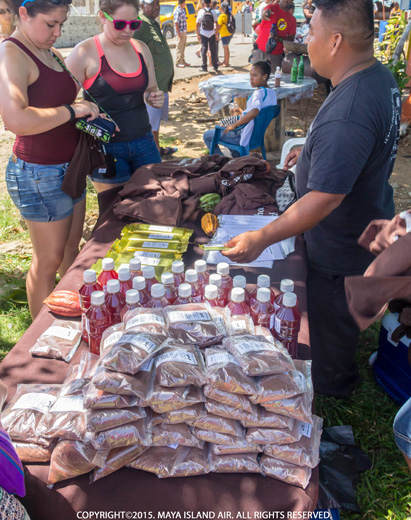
{"left": 273, "top": 279, "right": 295, "bottom": 312}
{"left": 142, "top": 265, "right": 157, "bottom": 294}
{"left": 120, "top": 289, "right": 142, "bottom": 321}
{"left": 174, "top": 283, "right": 194, "bottom": 305}
{"left": 185, "top": 269, "right": 202, "bottom": 303}
{"left": 147, "top": 284, "right": 169, "bottom": 308}
{"left": 208, "top": 273, "right": 228, "bottom": 306}
{"left": 79, "top": 269, "right": 102, "bottom": 343}
{"left": 249, "top": 274, "right": 276, "bottom": 305}
{"left": 232, "top": 275, "right": 250, "bottom": 304}
{"left": 97, "top": 258, "right": 118, "bottom": 293}
{"left": 203, "top": 284, "right": 220, "bottom": 307}
{"left": 118, "top": 267, "right": 133, "bottom": 298}
{"left": 105, "top": 279, "right": 126, "bottom": 325}
{"left": 194, "top": 260, "right": 210, "bottom": 296}
{"left": 172, "top": 260, "right": 185, "bottom": 288}
{"left": 274, "top": 292, "right": 301, "bottom": 359}
{"left": 86, "top": 291, "right": 111, "bottom": 355}
{"left": 161, "top": 272, "right": 178, "bottom": 305}
{"left": 227, "top": 288, "right": 251, "bottom": 316}
{"left": 217, "top": 262, "right": 233, "bottom": 294}
{"left": 129, "top": 257, "right": 143, "bottom": 280}
{"left": 250, "top": 287, "right": 275, "bottom": 330}
{"left": 132, "top": 276, "right": 151, "bottom": 307}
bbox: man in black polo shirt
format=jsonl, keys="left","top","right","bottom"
{"left": 223, "top": 0, "right": 401, "bottom": 398}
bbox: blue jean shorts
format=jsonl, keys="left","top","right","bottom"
{"left": 5, "top": 156, "right": 86, "bottom": 223}
{"left": 221, "top": 35, "right": 233, "bottom": 46}
{"left": 393, "top": 397, "right": 411, "bottom": 458}
{"left": 92, "top": 132, "right": 162, "bottom": 185}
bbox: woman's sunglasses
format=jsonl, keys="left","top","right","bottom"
{"left": 103, "top": 11, "right": 142, "bottom": 31}
{"left": 0, "top": 7, "right": 12, "bottom": 13}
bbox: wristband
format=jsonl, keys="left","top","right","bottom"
{"left": 63, "top": 104, "right": 76, "bottom": 122}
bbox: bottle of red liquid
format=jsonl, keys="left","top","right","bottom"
{"left": 79, "top": 269, "right": 102, "bottom": 343}
{"left": 174, "top": 283, "right": 194, "bottom": 305}
{"left": 184, "top": 269, "right": 202, "bottom": 303}
{"left": 203, "top": 284, "right": 220, "bottom": 307}
{"left": 129, "top": 257, "right": 143, "bottom": 280}
{"left": 208, "top": 273, "right": 228, "bottom": 306}
{"left": 227, "top": 288, "right": 251, "bottom": 316}
{"left": 249, "top": 274, "right": 276, "bottom": 305}
{"left": 142, "top": 265, "right": 157, "bottom": 293}
{"left": 118, "top": 267, "right": 133, "bottom": 297}
{"left": 194, "top": 260, "right": 209, "bottom": 296}
{"left": 148, "top": 283, "right": 169, "bottom": 308}
{"left": 273, "top": 279, "right": 296, "bottom": 312}
{"left": 274, "top": 292, "right": 301, "bottom": 359}
{"left": 105, "top": 279, "right": 126, "bottom": 325}
{"left": 217, "top": 262, "right": 233, "bottom": 294}
{"left": 172, "top": 260, "right": 185, "bottom": 288}
{"left": 120, "top": 289, "right": 141, "bottom": 321}
{"left": 250, "top": 287, "right": 275, "bottom": 329}
{"left": 132, "top": 276, "right": 151, "bottom": 307}
{"left": 161, "top": 272, "right": 178, "bottom": 305}
{"left": 232, "top": 275, "right": 250, "bottom": 304}
{"left": 86, "top": 291, "right": 111, "bottom": 355}
{"left": 97, "top": 258, "right": 118, "bottom": 294}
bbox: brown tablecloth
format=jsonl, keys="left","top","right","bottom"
{"left": 0, "top": 188, "right": 317, "bottom": 520}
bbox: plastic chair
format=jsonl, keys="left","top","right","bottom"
{"left": 277, "top": 137, "right": 306, "bottom": 171}
{"left": 209, "top": 105, "right": 280, "bottom": 160}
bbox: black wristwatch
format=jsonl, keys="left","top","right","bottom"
{"left": 63, "top": 104, "right": 76, "bottom": 122}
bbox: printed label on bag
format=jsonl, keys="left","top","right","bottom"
{"left": 142, "top": 241, "right": 170, "bottom": 249}
{"left": 274, "top": 315, "right": 281, "bottom": 335}
{"left": 155, "top": 350, "right": 197, "bottom": 367}
{"left": 119, "top": 334, "right": 158, "bottom": 354}
{"left": 50, "top": 395, "right": 85, "bottom": 413}
{"left": 148, "top": 233, "right": 175, "bottom": 240}
{"left": 134, "top": 251, "right": 161, "bottom": 259}
{"left": 207, "top": 351, "right": 240, "bottom": 368}
{"left": 12, "top": 393, "right": 57, "bottom": 413}
{"left": 140, "top": 358, "right": 155, "bottom": 372}
{"left": 139, "top": 257, "right": 161, "bottom": 267}
{"left": 299, "top": 422, "right": 312, "bottom": 438}
{"left": 234, "top": 340, "right": 273, "bottom": 355}
{"left": 42, "top": 326, "right": 80, "bottom": 341}
{"left": 103, "top": 331, "right": 123, "bottom": 350}
{"left": 168, "top": 310, "right": 212, "bottom": 323}
{"left": 231, "top": 320, "right": 247, "bottom": 331}
{"left": 125, "top": 314, "right": 165, "bottom": 330}
{"left": 148, "top": 225, "right": 174, "bottom": 233}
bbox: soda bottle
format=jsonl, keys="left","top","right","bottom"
{"left": 86, "top": 291, "right": 111, "bottom": 355}
{"left": 217, "top": 262, "right": 233, "bottom": 294}
{"left": 79, "top": 269, "right": 103, "bottom": 343}
{"left": 273, "top": 279, "right": 295, "bottom": 312}
{"left": 227, "top": 288, "right": 251, "bottom": 316}
{"left": 275, "top": 66, "right": 281, "bottom": 88}
{"left": 161, "top": 272, "right": 178, "bottom": 305}
{"left": 250, "top": 287, "right": 275, "bottom": 330}
{"left": 232, "top": 275, "right": 250, "bottom": 304}
{"left": 129, "top": 257, "right": 143, "bottom": 280}
{"left": 208, "top": 273, "right": 228, "bottom": 306}
{"left": 147, "top": 283, "right": 168, "bottom": 308}
{"left": 120, "top": 289, "right": 141, "bottom": 321}
{"left": 171, "top": 260, "right": 185, "bottom": 288}
{"left": 132, "top": 276, "right": 151, "bottom": 307}
{"left": 184, "top": 269, "right": 202, "bottom": 303}
{"left": 142, "top": 265, "right": 157, "bottom": 293}
{"left": 174, "top": 283, "right": 194, "bottom": 305}
{"left": 117, "top": 267, "right": 133, "bottom": 298}
{"left": 298, "top": 55, "right": 304, "bottom": 81}
{"left": 203, "top": 284, "right": 220, "bottom": 308}
{"left": 105, "top": 279, "right": 126, "bottom": 325}
{"left": 291, "top": 57, "right": 298, "bottom": 83}
{"left": 97, "top": 258, "right": 118, "bottom": 293}
{"left": 249, "top": 274, "right": 275, "bottom": 304}
{"left": 194, "top": 260, "right": 209, "bottom": 296}
{"left": 274, "top": 292, "right": 301, "bottom": 359}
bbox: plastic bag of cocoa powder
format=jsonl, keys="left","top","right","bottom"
{"left": 228, "top": 315, "right": 255, "bottom": 336}
{"left": 86, "top": 406, "right": 147, "bottom": 433}
{"left": 205, "top": 400, "right": 257, "bottom": 422}
{"left": 192, "top": 410, "right": 243, "bottom": 437}
{"left": 100, "top": 324, "right": 124, "bottom": 356}
{"left": 161, "top": 404, "right": 205, "bottom": 425}
{"left": 29, "top": 320, "right": 82, "bottom": 362}
{"left": 91, "top": 418, "right": 152, "bottom": 450}
{"left": 39, "top": 393, "right": 87, "bottom": 442}
{"left": 155, "top": 344, "right": 207, "bottom": 388}
{"left": 246, "top": 420, "right": 308, "bottom": 446}
{"left": 60, "top": 352, "right": 100, "bottom": 396}
{"left": 151, "top": 423, "right": 204, "bottom": 449}
{"left": 240, "top": 407, "right": 294, "bottom": 429}
{"left": 259, "top": 455, "right": 312, "bottom": 489}
{"left": 90, "top": 444, "right": 148, "bottom": 483}
{"left": 148, "top": 383, "right": 204, "bottom": 414}
{"left": 204, "top": 347, "right": 258, "bottom": 395}
{"left": 82, "top": 383, "right": 142, "bottom": 409}
{"left": 13, "top": 441, "right": 55, "bottom": 463}
{"left": 250, "top": 370, "right": 306, "bottom": 404}
{"left": 211, "top": 438, "right": 262, "bottom": 455}
{"left": 203, "top": 384, "right": 255, "bottom": 413}
{"left": 210, "top": 452, "right": 261, "bottom": 474}
{"left": 123, "top": 308, "right": 168, "bottom": 337}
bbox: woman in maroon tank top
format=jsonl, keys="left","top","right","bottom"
{"left": 0, "top": 0, "right": 100, "bottom": 318}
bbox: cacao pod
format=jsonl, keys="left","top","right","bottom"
{"left": 43, "top": 290, "right": 82, "bottom": 317}
{"left": 199, "top": 193, "right": 222, "bottom": 213}
{"left": 201, "top": 213, "right": 219, "bottom": 237}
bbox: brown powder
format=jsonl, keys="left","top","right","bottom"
{"left": 240, "top": 407, "right": 294, "bottom": 429}
{"left": 210, "top": 452, "right": 260, "bottom": 474}
{"left": 261, "top": 392, "right": 313, "bottom": 424}
{"left": 152, "top": 423, "right": 204, "bottom": 449}
{"left": 205, "top": 400, "right": 257, "bottom": 423}
{"left": 90, "top": 444, "right": 148, "bottom": 483}
{"left": 13, "top": 441, "right": 54, "bottom": 463}
{"left": 83, "top": 384, "right": 142, "bottom": 409}
{"left": 86, "top": 407, "right": 147, "bottom": 433}
{"left": 246, "top": 421, "right": 303, "bottom": 446}
{"left": 228, "top": 315, "right": 255, "bottom": 336}
{"left": 192, "top": 427, "right": 243, "bottom": 446}
{"left": 204, "top": 384, "right": 254, "bottom": 413}
{"left": 148, "top": 383, "right": 204, "bottom": 414}
{"left": 91, "top": 419, "right": 151, "bottom": 450}
{"left": 155, "top": 344, "right": 207, "bottom": 388}
{"left": 29, "top": 320, "right": 82, "bottom": 362}
{"left": 162, "top": 404, "right": 204, "bottom": 425}
{"left": 211, "top": 438, "right": 262, "bottom": 456}
{"left": 249, "top": 370, "right": 306, "bottom": 404}
{"left": 259, "top": 455, "right": 312, "bottom": 489}
{"left": 123, "top": 308, "right": 168, "bottom": 337}
{"left": 192, "top": 411, "right": 243, "bottom": 437}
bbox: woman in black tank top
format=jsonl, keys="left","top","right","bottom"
{"left": 66, "top": 0, "right": 165, "bottom": 193}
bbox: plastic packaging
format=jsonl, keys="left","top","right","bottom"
{"left": 192, "top": 410, "right": 244, "bottom": 437}
{"left": 246, "top": 420, "right": 307, "bottom": 446}
{"left": 273, "top": 279, "right": 295, "bottom": 312}
{"left": 123, "top": 307, "right": 167, "bottom": 336}
{"left": 216, "top": 262, "right": 233, "bottom": 294}
{"left": 210, "top": 452, "right": 260, "bottom": 474}
{"left": 250, "top": 287, "right": 276, "bottom": 330}
{"left": 249, "top": 369, "right": 306, "bottom": 404}
{"left": 194, "top": 259, "right": 209, "bottom": 295}
{"left": 129, "top": 257, "right": 143, "bottom": 279}
{"left": 155, "top": 344, "right": 207, "bottom": 388}
{"left": 91, "top": 418, "right": 151, "bottom": 450}
{"left": 171, "top": 260, "right": 185, "bottom": 288}
{"left": 39, "top": 392, "right": 87, "bottom": 442}
{"left": 116, "top": 236, "right": 188, "bottom": 255}
{"left": 79, "top": 269, "right": 102, "bottom": 342}
{"left": 122, "top": 223, "right": 193, "bottom": 242}
{"left": 162, "top": 404, "right": 204, "bottom": 425}
{"left": 274, "top": 292, "right": 301, "bottom": 358}
{"left": 86, "top": 291, "right": 112, "bottom": 355}
{"left": 60, "top": 352, "right": 100, "bottom": 396}
{"left": 228, "top": 315, "right": 255, "bottom": 336}
{"left": 240, "top": 407, "right": 294, "bottom": 430}
{"left": 97, "top": 258, "right": 118, "bottom": 293}
{"left": 13, "top": 441, "right": 54, "bottom": 463}
{"left": 192, "top": 428, "right": 241, "bottom": 446}
{"left": 132, "top": 276, "right": 151, "bottom": 307}
{"left": 117, "top": 267, "right": 133, "bottom": 297}
{"left": 203, "top": 384, "right": 255, "bottom": 414}
{"left": 259, "top": 455, "right": 312, "bottom": 489}
{"left": 274, "top": 66, "right": 281, "bottom": 88}
{"left": 90, "top": 444, "right": 148, "bottom": 483}
{"left": 29, "top": 320, "right": 82, "bottom": 362}
{"left": 86, "top": 406, "right": 147, "bottom": 433}
{"left": 222, "top": 334, "right": 295, "bottom": 376}
{"left": 205, "top": 400, "right": 257, "bottom": 423}
{"left": 105, "top": 279, "right": 126, "bottom": 325}
{"left": 148, "top": 383, "right": 204, "bottom": 414}
{"left": 227, "top": 288, "right": 251, "bottom": 316}
{"left": 161, "top": 272, "right": 178, "bottom": 305}
{"left": 142, "top": 266, "right": 158, "bottom": 293}
{"left": 208, "top": 274, "right": 228, "bottom": 306}
{"left": 120, "top": 290, "right": 141, "bottom": 321}
{"left": 99, "top": 323, "right": 124, "bottom": 356}
{"left": 211, "top": 438, "right": 262, "bottom": 456}
{"left": 83, "top": 383, "right": 141, "bottom": 410}
{"left": 152, "top": 423, "right": 204, "bottom": 449}
{"left": 184, "top": 269, "right": 202, "bottom": 303}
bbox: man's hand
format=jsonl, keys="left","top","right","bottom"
{"left": 222, "top": 230, "right": 267, "bottom": 263}
{"left": 223, "top": 123, "right": 237, "bottom": 134}
{"left": 283, "top": 146, "right": 302, "bottom": 171}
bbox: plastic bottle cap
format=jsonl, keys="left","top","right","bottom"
{"left": 91, "top": 291, "right": 105, "bottom": 305}
{"left": 205, "top": 284, "right": 218, "bottom": 300}
{"left": 178, "top": 283, "right": 192, "bottom": 298}
{"left": 133, "top": 276, "right": 146, "bottom": 291}
{"left": 280, "top": 279, "right": 294, "bottom": 293}
{"left": 126, "top": 289, "right": 140, "bottom": 304}
{"left": 233, "top": 275, "right": 246, "bottom": 289}
{"left": 102, "top": 258, "right": 115, "bottom": 271}
{"left": 257, "top": 287, "right": 271, "bottom": 303}
{"left": 161, "top": 272, "right": 174, "bottom": 286}
{"left": 129, "top": 258, "right": 141, "bottom": 271}
{"left": 194, "top": 260, "right": 207, "bottom": 273}
{"left": 172, "top": 260, "right": 184, "bottom": 274}
{"left": 283, "top": 292, "right": 297, "bottom": 307}
{"left": 142, "top": 265, "right": 155, "bottom": 279}
{"left": 185, "top": 269, "right": 198, "bottom": 283}
{"left": 276, "top": 66, "right": 281, "bottom": 72}
{"left": 83, "top": 269, "right": 97, "bottom": 283}
{"left": 118, "top": 267, "right": 131, "bottom": 282}
{"left": 231, "top": 287, "right": 245, "bottom": 303}
{"left": 151, "top": 283, "right": 165, "bottom": 298}
{"left": 217, "top": 262, "right": 230, "bottom": 276}
{"left": 107, "top": 279, "right": 120, "bottom": 293}
{"left": 257, "top": 274, "right": 271, "bottom": 288}
{"left": 209, "top": 273, "right": 222, "bottom": 287}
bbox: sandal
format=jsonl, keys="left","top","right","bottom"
{"left": 160, "top": 146, "right": 178, "bottom": 157}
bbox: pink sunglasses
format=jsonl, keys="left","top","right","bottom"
{"left": 103, "top": 11, "right": 142, "bottom": 30}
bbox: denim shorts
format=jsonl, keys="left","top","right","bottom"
{"left": 5, "top": 156, "right": 86, "bottom": 223}
{"left": 393, "top": 397, "right": 411, "bottom": 458}
{"left": 92, "top": 132, "right": 162, "bottom": 185}
{"left": 221, "top": 35, "right": 233, "bottom": 46}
